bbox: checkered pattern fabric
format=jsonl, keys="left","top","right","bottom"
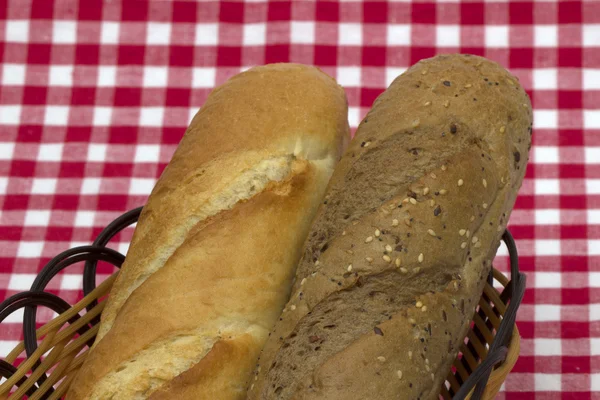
{"left": 0, "top": 0, "right": 598, "bottom": 397}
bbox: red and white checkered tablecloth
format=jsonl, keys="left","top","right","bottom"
{"left": 0, "top": 0, "right": 598, "bottom": 398}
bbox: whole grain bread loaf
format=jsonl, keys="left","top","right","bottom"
{"left": 247, "top": 54, "right": 532, "bottom": 400}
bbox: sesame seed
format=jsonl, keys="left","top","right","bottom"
{"left": 395, "top": 258, "right": 402, "bottom": 267}
{"left": 250, "top": 384, "right": 254, "bottom": 390}
{"left": 459, "top": 229, "right": 466, "bottom": 236}
{"left": 483, "top": 203, "right": 488, "bottom": 209}
{"left": 421, "top": 306, "right": 427, "bottom": 312}
{"left": 409, "top": 318, "right": 416, "bottom": 324}
{"left": 424, "top": 101, "right": 431, "bottom": 106}
{"left": 408, "top": 351, "right": 413, "bottom": 359}
{"left": 470, "top": 215, "right": 475, "bottom": 221}
{"left": 366, "top": 236, "right": 373, "bottom": 243}
{"left": 483, "top": 179, "right": 487, "bottom": 188}
{"left": 472, "top": 236, "right": 479, "bottom": 244}
{"left": 347, "top": 264, "right": 353, "bottom": 272}
{"left": 366, "top": 257, "right": 374, "bottom": 263}
{"left": 352, "top": 220, "right": 359, "bottom": 225}
{"left": 377, "top": 356, "right": 386, "bottom": 362}
{"left": 423, "top": 187, "right": 430, "bottom": 195}
{"left": 425, "top": 365, "right": 430, "bottom": 371}
{"left": 430, "top": 172, "right": 437, "bottom": 179}
{"left": 418, "top": 253, "right": 424, "bottom": 263}
{"left": 439, "top": 189, "right": 448, "bottom": 195}
{"left": 422, "top": 70, "right": 428, "bottom": 75}
{"left": 461, "top": 242, "right": 467, "bottom": 249}
{"left": 255, "top": 375, "right": 258, "bottom": 381}
{"left": 458, "top": 179, "right": 464, "bottom": 186}
{"left": 453, "top": 281, "right": 459, "bottom": 290}
{"left": 474, "top": 242, "right": 482, "bottom": 248}
{"left": 427, "top": 229, "right": 436, "bottom": 237}
{"left": 301, "top": 278, "right": 307, "bottom": 285}
{"left": 443, "top": 100, "right": 450, "bottom": 108}
{"left": 500, "top": 126, "right": 506, "bottom": 133}
{"left": 426, "top": 359, "right": 429, "bottom": 364}
{"left": 497, "top": 225, "right": 504, "bottom": 232}
{"left": 392, "top": 219, "right": 399, "bottom": 226}
{"left": 409, "top": 198, "right": 417, "bottom": 205}
{"left": 404, "top": 218, "right": 412, "bottom": 227}
{"left": 465, "top": 84, "right": 472, "bottom": 88}
{"left": 383, "top": 255, "right": 392, "bottom": 263}
{"left": 466, "top": 230, "right": 470, "bottom": 238}
{"left": 429, "top": 199, "right": 436, "bottom": 207}
{"left": 290, "top": 305, "right": 296, "bottom": 311}
{"left": 416, "top": 301, "right": 423, "bottom": 308}
{"left": 364, "top": 141, "right": 371, "bottom": 147}
{"left": 413, "top": 267, "right": 421, "bottom": 273}
{"left": 375, "top": 229, "right": 381, "bottom": 237}
{"left": 431, "top": 373, "right": 435, "bottom": 380}
{"left": 412, "top": 119, "right": 420, "bottom": 128}
{"left": 400, "top": 267, "right": 408, "bottom": 273}
{"left": 315, "top": 260, "right": 320, "bottom": 266}
{"left": 346, "top": 249, "right": 354, "bottom": 255}
{"left": 385, "top": 244, "right": 393, "bottom": 253}
{"left": 441, "top": 165, "right": 447, "bottom": 171}
{"left": 389, "top": 204, "right": 396, "bottom": 210}
{"left": 403, "top": 198, "right": 410, "bottom": 204}
{"left": 342, "top": 230, "right": 346, "bottom": 236}
{"left": 397, "top": 370, "right": 403, "bottom": 379}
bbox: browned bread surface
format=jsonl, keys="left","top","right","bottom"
{"left": 66, "top": 63, "right": 349, "bottom": 400}
{"left": 248, "top": 54, "right": 532, "bottom": 400}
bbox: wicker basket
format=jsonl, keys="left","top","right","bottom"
{"left": 0, "top": 207, "right": 526, "bottom": 400}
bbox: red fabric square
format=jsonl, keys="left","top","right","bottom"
{"left": 268, "top": 1, "right": 291, "bottom": 21}
{"left": 172, "top": 1, "right": 196, "bottom": 23}
{"left": 314, "top": 45, "right": 337, "bottom": 66}
{"left": 559, "top": 48, "right": 583, "bottom": 68}
{"left": 411, "top": 3, "right": 435, "bottom": 24}
{"left": 558, "top": 2, "right": 582, "bottom": 24}
{"left": 315, "top": 2, "right": 338, "bottom": 22}
{"left": 219, "top": 2, "right": 244, "bottom": 23}
{"left": 265, "top": 44, "right": 290, "bottom": 64}
{"left": 27, "top": 44, "right": 51, "bottom": 64}
{"left": 169, "top": 46, "right": 194, "bottom": 67}
{"left": 363, "top": 2, "right": 387, "bottom": 24}
{"left": 216, "top": 46, "right": 242, "bottom": 66}
{"left": 117, "top": 45, "right": 145, "bottom": 65}
{"left": 460, "top": 2, "right": 484, "bottom": 25}
{"left": 558, "top": 90, "right": 583, "bottom": 110}
{"left": 75, "top": 44, "right": 100, "bottom": 65}
{"left": 509, "top": 2, "right": 534, "bottom": 25}
{"left": 30, "top": 0, "right": 53, "bottom": 19}
{"left": 362, "top": 46, "right": 386, "bottom": 66}
{"left": 22, "top": 86, "right": 47, "bottom": 105}
{"left": 121, "top": 1, "right": 148, "bottom": 21}
{"left": 78, "top": 0, "right": 102, "bottom": 20}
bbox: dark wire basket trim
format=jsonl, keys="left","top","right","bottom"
{"left": 0, "top": 207, "right": 524, "bottom": 400}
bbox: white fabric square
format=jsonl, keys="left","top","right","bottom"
{"left": 533, "top": 69, "right": 557, "bottom": 90}
{"left": 385, "top": 67, "right": 406, "bottom": 87}
{"left": 87, "top": 144, "right": 107, "bottom": 162}
{"left": 591, "top": 272, "right": 600, "bottom": 287}
{"left": 31, "top": 178, "right": 57, "bottom": 194}
{"left": 583, "top": 24, "right": 600, "bottom": 46}
{"left": 337, "top": 67, "right": 361, "bottom": 87}
{"left": 8, "top": 273, "right": 36, "bottom": 289}
{"left": 75, "top": 210, "right": 95, "bottom": 227}
{"left": 592, "top": 339, "right": 600, "bottom": 356}
{"left": 291, "top": 22, "right": 315, "bottom": 44}
{"left": 2, "top": 64, "right": 26, "bottom": 85}
{"left": 0, "top": 106, "right": 22, "bottom": 124}
{"left": 192, "top": 68, "right": 216, "bottom": 88}
{"left": 588, "top": 210, "right": 600, "bottom": 224}
{"left": 585, "top": 147, "right": 600, "bottom": 164}
{"left": 101, "top": 22, "right": 120, "bottom": 44}
{"left": 533, "top": 110, "right": 558, "bottom": 129}
{"left": 44, "top": 106, "right": 69, "bottom": 126}
{"left": 591, "top": 304, "right": 600, "bottom": 321}
{"left": 81, "top": 178, "right": 101, "bottom": 194}
{"left": 534, "top": 305, "right": 560, "bottom": 321}
{"left": 60, "top": 274, "right": 82, "bottom": 290}
{"left": 93, "top": 107, "right": 112, "bottom": 126}
{"left": 49, "top": 65, "right": 73, "bottom": 86}
{"left": 534, "top": 373, "right": 561, "bottom": 391}
{"left": 188, "top": 107, "right": 198, "bottom": 124}
{"left": 589, "top": 240, "right": 600, "bottom": 256}
{"left": 535, "top": 179, "right": 559, "bottom": 195}
{"left": 587, "top": 179, "right": 600, "bottom": 195}
{"left": 6, "top": 21, "right": 29, "bottom": 43}
{"left": 2, "top": 308, "right": 23, "bottom": 323}
{"left": 348, "top": 107, "right": 360, "bottom": 128}
{"left": 243, "top": 24, "right": 266, "bottom": 46}
{"left": 129, "top": 178, "right": 155, "bottom": 195}
{"left": 195, "top": 24, "right": 218, "bottom": 45}
{"left": 97, "top": 66, "right": 116, "bottom": 87}
{"left": 38, "top": 144, "right": 63, "bottom": 161}
{"left": 436, "top": 25, "right": 460, "bottom": 47}
{"left": 387, "top": 24, "right": 411, "bottom": 46}
{"left": 535, "top": 272, "right": 561, "bottom": 288}
{"left": 583, "top": 69, "right": 600, "bottom": 90}
{"left": 139, "top": 107, "right": 164, "bottom": 127}
{"left": 485, "top": 26, "right": 509, "bottom": 48}
{"left": 585, "top": 111, "right": 600, "bottom": 129}
{"left": 146, "top": 22, "right": 171, "bottom": 45}
{"left": 535, "top": 239, "right": 561, "bottom": 256}
{"left": 0, "top": 143, "right": 15, "bottom": 160}
{"left": 16, "top": 243, "right": 43, "bottom": 259}
{"left": 339, "top": 23, "right": 362, "bottom": 45}
{"left": 535, "top": 209, "right": 560, "bottom": 225}
{"left": 118, "top": 242, "right": 130, "bottom": 256}
{"left": 0, "top": 341, "right": 19, "bottom": 358}
{"left": 534, "top": 25, "right": 558, "bottom": 47}
{"left": 134, "top": 145, "right": 161, "bottom": 162}
{"left": 143, "top": 66, "right": 168, "bottom": 88}
{"left": 535, "top": 339, "right": 562, "bottom": 356}
{"left": 53, "top": 21, "right": 77, "bottom": 44}
{"left": 24, "top": 210, "right": 51, "bottom": 226}
{"left": 0, "top": 177, "right": 7, "bottom": 194}
{"left": 534, "top": 146, "right": 559, "bottom": 163}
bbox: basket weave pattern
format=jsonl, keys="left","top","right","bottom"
{"left": 0, "top": 209, "right": 525, "bottom": 400}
